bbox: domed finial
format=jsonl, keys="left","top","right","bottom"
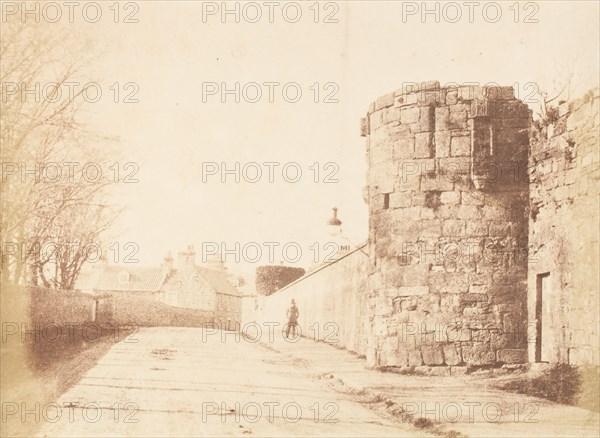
{"left": 327, "top": 207, "right": 342, "bottom": 226}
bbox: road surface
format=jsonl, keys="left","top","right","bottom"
{"left": 37, "top": 327, "right": 430, "bottom": 437}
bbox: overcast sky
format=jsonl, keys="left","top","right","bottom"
{"left": 58, "top": 1, "right": 599, "bottom": 278}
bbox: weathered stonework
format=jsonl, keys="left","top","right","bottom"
{"left": 362, "top": 82, "right": 531, "bottom": 367}
{"left": 528, "top": 88, "right": 600, "bottom": 366}
{"left": 255, "top": 83, "right": 599, "bottom": 373}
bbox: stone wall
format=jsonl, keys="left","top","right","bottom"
{"left": 528, "top": 88, "right": 600, "bottom": 366}
{"left": 108, "top": 295, "right": 215, "bottom": 327}
{"left": 215, "top": 293, "right": 242, "bottom": 330}
{"left": 253, "top": 246, "right": 369, "bottom": 356}
{"left": 361, "top": 82, "right": 531, "bottom": 368}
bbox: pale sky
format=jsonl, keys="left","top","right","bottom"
{"left": 56, "top": 1, "right": 599, "bottom": 279}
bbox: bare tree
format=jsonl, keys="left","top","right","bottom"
{"left": 1, "top": 21, "right": 121, "bottom": 288}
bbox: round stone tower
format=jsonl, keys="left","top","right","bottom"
{"left": 361, "top": 81, "right": 531, "bottom": 369}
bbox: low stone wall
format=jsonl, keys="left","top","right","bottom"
{"left": 107, "top": 294, "right": 214, "bottom": 327}
{"left": 528, "top": 88, "right": 599, "bottom": 366}
{"left": 253, "top": 246, "right": 369, "bottom": 356}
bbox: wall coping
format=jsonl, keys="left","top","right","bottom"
{"left": 269, "top": 243, "right": 368, "bottom": 296}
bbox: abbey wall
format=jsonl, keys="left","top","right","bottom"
{"left": 251, "top": 82, "right": 599, "bottom": 370}
{"left": 528, "top": 89, "right": 599, "bottom": 366}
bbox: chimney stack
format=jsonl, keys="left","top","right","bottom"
{"left": 178, "top": 245, "right": 196, "bottom": 272}
{"left": 162, "top": 251, "right": 174, "bottom": 278}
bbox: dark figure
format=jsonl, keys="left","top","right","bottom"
{"left": 285, "top": 299, "right": 299, "bottom": 338}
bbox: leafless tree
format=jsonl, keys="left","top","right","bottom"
{"left": 1, "top": 21, "right": 121, "bottom": 288}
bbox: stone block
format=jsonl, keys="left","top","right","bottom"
{"left": 450, "top": 135, "right": 471, "bottom": 157}
{"left": 442, "top": 344, "right": 462, "bottom": 365}
{"left": 368, "top": 101, "right": 376, "bottom": 114}
{"left": 458, "top": 85, "right": 483, "bottom": 101}
{"left": 460, "top": 293, "right": 488, "bottom": 304}
{"left": 492, "top": 101, "right": 530, "bottom": 119}
{"left": 482, "top": 205, "right": 507, "bottom": 220}
{"left": 401, "top": 106, "right": 420, "bottom": 124}
{"left": 400, "top": 206, "right": 421, "bottom": 220}
{"left": 449, "top": 103, "right": 470, "bottom": 128}
{"left": 484, "top": 86, "right": 514, "bottom": 100}
{"left": 420, "top": 207, "right": 435, "bottom": 219}
{"left": 435, "top": 130, "right": 451, "bottom": 157}
{"left": 418, "top": 90, "right": 445, "bottom": 106}
{"left": 393, "top": 137, "right": 415, "bottom": 159}
{"left": 396, "top": 177, "right": 421, "bottom": 193}
{"left": 398, "top": 286, "right": 429, "bottom": 296}
{"left": 375, "top": 92, "right": 395, "bottom": 110}
{"left": 440, "top": 191, "right": 460, "bottom": 204}
{"left": 370, "top": 110, "right": 383, "bottom": 130}
{"left": 382, "top": 106, "right": 401, "bottom": 125}
{"left": 437, "top": 275, "right": 470, "bottom": 294}
{"left": 457, "top": 205, "right": 481, "bottom": 219}
{"left": 415, "top": 132, "right": 434, "bottom": 158}
{"left": 422, "top": 345, "right": 445, "bottom": 366}
{"left": 402, "top": 264, "right": 432, "bottom": 286}
{"left": 461, "top": 344, "right": 496, "bottom": 366}
{"left": 446, "top": 326, "right": 472, "bottom": 342}
{"left": 421, "top": 174, "right": 454, "bottom": 192}
{"left": 461, "top": 191, "right": 485, "bottom": 206}
{"left": 497, "top": 348, "right": 527, "bottom": 364}
{"left": 442, "top": 219, "right": 465, "bottom": 236}
{"left": 408, "top": 349, "right": 424, "bottom": 367}
{"left": 370, "top": 144, "right": 392, "bottom": 165}
{"left": 435, "top": 106, "right": 450, "bottom": 131}
{"left": 450, "top": 366, "right": 468, "bottom": 375}
{"left": 469, "top": 284, "right": 488, "bottom": 294}
{"left": 395, "top": 82, "right": 421, "bottom": 95}
{"left": 416, "top": 105, "right": 435, "bottom": 132}
{"left": 371, "top": 194, "right": 388, "bottom": 212}
{"left": 360, "top": 117, "right": 368, "bottom": 137}
{"left": 446, "top": 89, "right": 459, "bottom": 105}
{"left": 381, "top": 335, "right": 399, "bottom": 352}
{"left": 389, "top": 192, "right": 411, "bottom": 209}
{"left": 394, "top": 92, "right": 418, "bottom": 107}
{"left": 466, "top": 221, "right": 488, "bottom": 237}
{"left": 374, "top": 296, "right": 394, "bottom": 316}
{"left": 411, "top": 191, "right": 427, "bottom": 206}
{"left": 419, "top": 219, "right": 443, "bottom": 238}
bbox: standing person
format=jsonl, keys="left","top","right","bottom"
{"left": 285, "top": 299, "right": 299, "bottom": 339}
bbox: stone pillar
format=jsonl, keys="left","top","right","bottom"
{"left": 361, "top": 81, "right": 531, "bottom": 368}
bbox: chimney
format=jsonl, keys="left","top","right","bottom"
{"left": 161, "top": 251, "right": 174, "bottom": 278}
{"left": 178, "top": 245, "right": 196, "bottom": 272}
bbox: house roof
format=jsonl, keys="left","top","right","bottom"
{"left": 77, "top": 259, "right": 242, "bottom": 297}
{"left": 94, "top": 266, "right": 165, "bottom": 292}
{"left": 197, "top": 267, "right": 242, "bottom": 297}
{"left": 162, "top": 266, "right": 242, "bottom": 297}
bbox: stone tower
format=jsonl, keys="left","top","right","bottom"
{"left": 361, "top": 81, "right": 531, "bottom": 368}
